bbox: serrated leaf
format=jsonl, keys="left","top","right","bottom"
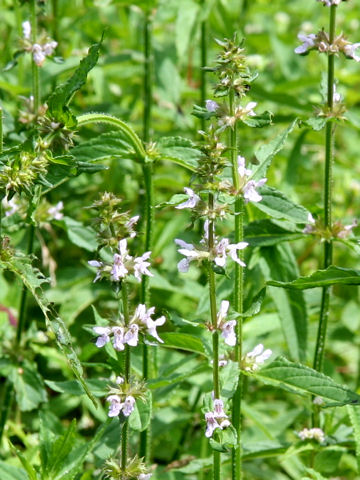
{"left": 260, "top": 244, "right": 307, "bottom": 362}
{"left": 268, "top": 266, "right": 360, "bottom": 290}
{"left": 47, "top": 38, "right": 102, "bottom": 127}
{"left": 128, "top": 390, "right": 152, "bottom": 432}
{"left": 252, "top": 120, "right": 297, "bottom": 180}
{"left": 243, "top": 110, "right": 273, "bottom": 128}
{"left": 254, "top": 356, "right": 360, "bottom": 405}
{"left": 0, "top": 253, "right": 96, "bottom": 406}
{"left": 157, "top": 136, "right": 202, "bottom": 172}
{"left": 254, "top": 186, "right": 310, "bottom": 224}
{"left": 245, "top": 219, "right": 304, "bottom": 246}
{"left": 69, "top": 131, "right": 132, "bottom": 163}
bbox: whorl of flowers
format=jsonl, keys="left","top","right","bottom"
{"left": 204, "top": 398, "right": 231, "bottom": 438}
{"left": 103, "top": 454, "right": 152, "bottom": 480}
{"left": 297, "top": 427, "right": 325, "bottom": 443}
{"left": 295, "top": 31, "right": 360, "bottom": 62}
{"left": 20, "top": 21, "right": 57, "bottom": 67}
{"left": 93, "top": 304, "right": 165, "bottom": 350}
{"left": 302, "top": 213, "right": 357, "bottom": 240}
{"left": 242, "top": 344, "right": 272, "bottom": 372}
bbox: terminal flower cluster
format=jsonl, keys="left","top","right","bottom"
{"left": 93, "top": 304, "right": 166, "bottom": 350}
{"left": 21, "top": 21, "right": 57, "bottom": 67}
{"left": 204, "top": 398, "right": 231, "bottom": 438}
{"left": 88, "top": 238, "right": 152, "bottom": 283}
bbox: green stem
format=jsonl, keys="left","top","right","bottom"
{"left": 139, "top": 8, "right": 153, "bottom": 462}
{"left": 0, "top": 107, "right": 3, "bottom": 154}
{"left": 200, "top": 0, "right": 207, "bottom": 131}
{"left": 121, "top": 283, "right": 131, "bottom": 471}
{"left": 313, "top": 5, "right": 336, "bottom": 375}
{"left": 30, "top": 0, "right": 40, "bottom": 112}
{"left": 208, "top": 193, "right": 221, "bottom": 480}
{"left": 76, "top": 113, "right": 146, "bottom": 160}
{"left": 0, "top": 380, "right": 14, "bottom": 443}
{"left": 14, "top": 0, "right": 24, "bottom": 86}
{"left": 229, "top": 90, "right": 244, "bottom": 480}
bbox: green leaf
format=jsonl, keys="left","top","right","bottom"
{"left": 128, "top": 390, "right": 152, "bottom": 432}
{"left": 160, "top": 332, "right": 206, "bottom": 355}
{"left": 45, "top": 420, "right": 77, "bottom": 478}
{"left": 69, "top": 131, "right": 132, "bottom": 163}
{"left": 0, "top": 252, "right": 96, "bottom": 406}
{"left": 314, "top": 447, "right": 345, "bottom": 474}
{"left": 243, "top": 110, "right": 273, "bottom": 128}
{"left": 304, "top": 117, "right": 327, "bottom": 131}
{"left": 175, "top": 0, "right": 199, "bottom": 61}
{"left": 157, "top": 136, "right": 202, "bottom": 172}
{"left": 252, "top": 120, "right": 298, "bottom": 181}
{"left": 9, "top": 442, "right": 39, "bottom": 480}
{"left": 47, "top": 37, "right": 102, "bottom": 127}
{"left": 260, "top": 244, "right": 307, "bottom": 362}
{"left": 347, "top": 405, "right": 360, "bottom": 474}
{"left": 245, "top": 219, "right": 304, "bottom": 246}
{"left": 268, "top": 265, "right": 360, "bottom": 290}
{"left": 61, "top": 217, "right": 98, "bottom": 252}
{"left": 0, "top": 462, "right": 28, "bottom": 480}
{"left": 254, "top": 356, "right": 360, "bottom": 405}
{"left": 254, "top": 186, "right": 310, "bottom": 224}
{"left": 10, "top": 362, "right": 47, "bottom": 412}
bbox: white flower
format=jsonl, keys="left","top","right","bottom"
{"left": 124, "top": 324, "right": 139, "bottom": 347}
{"left": 344, "top": 43, "right": 360, "bottom": 62}
{"left": 93, "top": 326, "right": 111, "bottom": 348}
{"left": 116, "top": 376, "right": 124, "bottom": 384}
{"left": 134, "top": 251, "right": 153, "bottom": 282}
{"left": 242, "top": 101, "right": 257, "bottom": 117}
{"left": 122, "top": 395, "right": 136, "bottom": 417}
{"left": 217, "top": 300, "right": 229, "bottom": 324}
{"left": 88, "top": 260, "right": 104, "bottom": 282}
{"left": 303, "top": 213, "right": 316, "bottom": 234}
{"left": 22, "top": 21, "right": 31, "bottom": 40}
{"left": 313, "top": 396, "right": 324, "bottom": 406}
{"left": 243, "top": 344, "right": 272, "bottom": 371}
{"left": 214, "top": 238, "right": 248, "bottom": 267}
{"left": 237, "top": 156, "right": 252, "bottom": 178}
{"left": 295, "top": 33, "right": 317, "bottom": 54}
{"left": 175, "top": 187, "right": 200, "bottom": 210}
{"left": 112, "top": 327, "right": 125, "bottom": 351}
{"left": 145, "top": 315, "right": 166, "bottom": 343}
{"left": 2, "top": 196, "right": 19, "bottom": 217}
{"left": 205, "top": 412, "right": 222, "bottom": 438}
{"left": 47, "top": 201, "right": 64, "bottom": 220}
{"left": 333, "top": 84, "right": 342, "bottom": 103}
{"left": 205, "top": 99, "right": 219, "bottom": 112}
{"left": 175, "top": 238, "right": 206, "bottom": 272}
{"left": 138, "top": 474, "right": 152, "bottom": 480}
{"left": 32, "top": 44, "right": 46, "bottom": 66}
{"left": 134, "top": 304, "right": 166, "bottom": 343}
{"left": 317, "top": 0, "right": 342, "bottom": 5}
{"left": 42, "top": 40, "right": 57, "bottom": 56}
{"left": 298, "top": 427, "right": 325, "bottom": 443}
{"left": 221, "top": 320, "right": 237, "bottom": 346}
{"left": 125, "top": 215, "right": 139, "bottom": 238}
{"left": 107, "top": 395, "right": 123, "bottom": 417}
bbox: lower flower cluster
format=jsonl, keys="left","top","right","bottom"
{"left": 204, "top": 398, "right": 231, "bottom": 438}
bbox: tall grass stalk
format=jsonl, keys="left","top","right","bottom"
{"left": 139, "top": 6, "right": 153, "bottom": 462}
{"left": 313, "top": 5, "right": 337, "bottom": 375}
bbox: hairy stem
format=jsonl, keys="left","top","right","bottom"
{"left": 139, "top": 7, "right": 153, "bottom": 462}
{"left": 208, "top": 193, "right": 221, "bottom": 480}
{"left": 30, "top": 0, "right": 40, "bottom": 112}
{"left": 313, "top": 5, "right": 336, "bottom": 375}
{"left": 200, "top": 0, "right": 207, "bottom": 131}
{"left": 229, "top": 89, "right": 244, "bottom": 480}
{"left": 121, "top": 282, "right": 131, "bottom": 471}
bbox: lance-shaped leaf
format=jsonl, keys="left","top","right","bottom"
{"left": 47, "top": 37, "right": 103, "bottom": 127}
{"left": 254, "top": 186, "right": 310, "bottom": 224}
{"left": 0, "top": 252, "right": 96, "bottom": 406}
{"left": 245, "top": 219, "right": 304, "bottom": 246}
{"left": 253, "top": 356, "right": 360, "bottom": 406}
{"left": 268, "top": 266, "right": 360, "bottom": 290}
{"left": 251, "top": 119, "right": 298, "bottom": 181}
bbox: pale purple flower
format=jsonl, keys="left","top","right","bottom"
{"left": 116, "top": 376, "right": 124, "bottom": 384}
{"left": 213, "top": 399, "right": 227, "bottom": 418}
{"left": 221, "top": 320, "right": 237, "bottom": 346}
{"left": 344, "top": 43, "right": 360, "bottom": 62}
{"left": 107, "top": 394, "right": 123, "bottom": 417}
{"left": 237, "top": 156, "right": 252, "bottom": 178}
{"left": 112, "top": 327, "right": 125, "bottom": 351}
{"left": 134, "top": 304, "right": 166, "bottom": 343}
{"left": 242, "top": 101, "right": 257, "bottom": 117}
{"left": 205, "top": 99, "right": 220, "bottom": 112}
{"left": 42, "top": 41, "right": 57, "bottom": 56}
{"left": 134, "top": 251, "right": 153, "bottom": 282}
{"left": 217, "top": 300, "right": 229, "bottom": 325}
{"left": 88, "top": 260, "right": 104, "bottom": 282}
{"left": 205, "top": 412, "right": 221, "bottom": 438}
{"left": 337, "top": 219, "right": 357, "bottom": 239}
{"left": 124, "top": 324, "right": 139, "bottom": 347}
{"left": 93, "top": 326, "right": 111, "bottom": 348}
{"left": 295, "top": 33, "right": 317, "bottom": 54}
{"left": 47, "top": 201, "right": 64, "bottom": 220}
{"left": 243, "top": 179, "right": 267, "bottom": 203}
{"left": 317, "top": 0, "right": 342, "bottom": 5}
{"left": 125, "top": 215, "right": 139, "bottom": 237}
{"left": 175, "top": 187, "right": 200, "bottom": 210}
{"left": 138, "top": 474, "right": 152, "bottom": 480}
{"left": 303, "top": 213, "right": 316, "bottom": 234}
{"left": 214, "top": 238, "right": 247, "bottom": 267}
{"left": 122, "top": 395, "right": 136, "bottom": 417}
{"left": 110, "top": 239, "right": 130, "bottom": 281}
{"left": 175, "top": 239, "right": 204, "bottom": 272}
{"left": 145, "top": 315, "right": 166, "bottom": 343}
{"left": 32, "top": 44, "right": 46, "bottom": 66}
{"left": 22, "top": 21, "right": 31, "bottom": 40}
